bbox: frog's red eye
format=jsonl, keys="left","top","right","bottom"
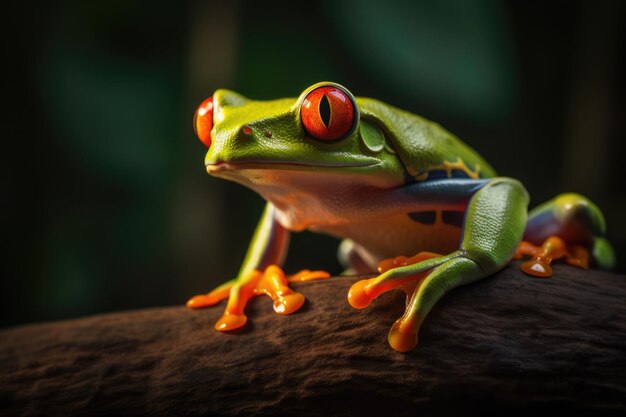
{"left": 194, "top": 97, "right": 214, "bottom": 148}
{"left": 301, "top": 86, "right": 356, "bottom": 141}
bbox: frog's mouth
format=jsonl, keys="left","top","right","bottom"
{"left": 205, "top": 160, "right": 378, "bottom": 173}
{"left": 205, "top": 159, "right": 404, "bottom": 195}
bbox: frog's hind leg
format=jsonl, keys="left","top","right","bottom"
{"left": 349, "top": 177, "right": 530, "bottom": 351}
{"left": 338, "top": 239, "right": 377, "bottom": 275}
{"left": 518, "top": 193, "right": 616, "bottom": 277}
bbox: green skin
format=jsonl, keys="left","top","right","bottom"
{"left": 201, "top": 82, "right": 614, "bottom": 351}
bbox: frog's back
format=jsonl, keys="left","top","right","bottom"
{"left": 357, "top": 97, "right": 497, "bottom": 181}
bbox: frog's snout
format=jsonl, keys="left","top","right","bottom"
{"left": 194, "top": 96, "right": 214, "bottom": 148}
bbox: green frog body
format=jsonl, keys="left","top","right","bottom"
{"left": 188, "top": 82, "right": 615, "bottom": 352}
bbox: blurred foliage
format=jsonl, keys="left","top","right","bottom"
{"left": 329, "top": 0, "right": 516, "bottom": 123}
{"left": 3, "top": 0, "right": 624, "bottom": 327}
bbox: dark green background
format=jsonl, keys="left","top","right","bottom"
{"left": 4, "top": 0, "right": 625, "bottom": 328}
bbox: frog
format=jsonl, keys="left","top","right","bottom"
{"left": 187, "top": 82, "right": 616, "bottom": 352}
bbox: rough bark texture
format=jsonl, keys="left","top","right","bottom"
{"left": 1, "top": 261, "right": 625, "bottom": 417}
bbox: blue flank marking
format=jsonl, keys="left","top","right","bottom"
{"left": 451, "top": 169, "right": 471, "bottom": 178}
{"left": 422, "top": 169, "right": 472, "bottom": 180}
{"left": 426, "top": 170, "right": 448, "bottom": 180}
{"left": 401, "top": 179, "right": 489, "bottom": 204}
{"left": 442, "top": 211, "right": 466, "bottom": 228}
{"left": 409, "top": 211, "right": 437, "bottom": 224}
{"left": 400, "top": 179, "right": 489, "bottom": 244}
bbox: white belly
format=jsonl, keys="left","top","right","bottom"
{"left": 310, "top": 212, "right": 463, "bottom": 268}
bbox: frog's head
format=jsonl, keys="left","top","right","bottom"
{"left": 193, "top": 82, "right": 406, "bottom": 194}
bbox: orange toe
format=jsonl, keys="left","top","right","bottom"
{"left": 287, "top": 270, "right": 331, "bottom": 282}
{"left": 215, "top": 313, "right": 247, "bottom": 331}
{"left": 347, "top": 280, "right": 373, "bottom": 309}
{"left": 520, "top": 259, "right": 553, "bottom": 278}
{"left": 388, "top": 318, "right": 418, "bottom": 353}
{"left": 377, "top": 251, "right": 440, "bottom": 273}
{"left": 186, "top": 294, "right": 219, "bottom": 309}
{"left": 273, "top": 292, "right": 305, "bottom": 314}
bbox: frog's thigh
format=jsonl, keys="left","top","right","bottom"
{"left": 460, "top": 177, "right": 530, "bottom": 273}
{"left": 524, "top": 193, "right": 606, "bottom": 243}
{"left": 338, "top": 239, "right": 377, "bottom": 275}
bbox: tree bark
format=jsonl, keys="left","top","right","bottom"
{"left": 1, "top": 262, "right": 625, "bottom": 417}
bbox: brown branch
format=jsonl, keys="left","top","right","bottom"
{"left": 1, "top": 262, "right": 625, "bottom": 417}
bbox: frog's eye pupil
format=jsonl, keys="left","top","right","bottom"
{"left": 319, "top": 95, "right": 331, "bottom": 128}
{"left": 301, "top": 85, "right": 356, "bottom": 141}
{"left": 194, "top": 96, "right": 214, "bottom": 148}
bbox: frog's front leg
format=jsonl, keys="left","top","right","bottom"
{"left": 349, "top": 178, "right": 529, "bottom": 352}
{"left": 187, "top": 203, "right": 330, "bottom": 331}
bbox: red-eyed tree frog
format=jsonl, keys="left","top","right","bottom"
{"left": 187, "top": 82, "right": 615, "bottom": 352}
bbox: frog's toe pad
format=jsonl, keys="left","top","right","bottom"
{"left": 388, "top": 319, "right": 418, "bottom": 353}
{"left": 520, "top": 259, "right": 553, "bottom": 278}
{"left": 347, "top": 280, "right": 373, "bottom": 309}
{"left": 186, "top": 294, "right": 219, "bottom": 309}
{"left": 273, "top": 292, "right": 305, "bottom": 314}
{"left": 186, "top": 280, "right": 234, "bottom": 309}
{"left": 215, "top": 313, "right": 247, "bottom": 331}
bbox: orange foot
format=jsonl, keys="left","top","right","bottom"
{"left": 186, "top": 265, "right": 330, "bottom": 331}
{"left": 515, "top": 236, "right": 589, "bottom": 278}
{"left": 348, "top": 251, "right": 441, "bottom": 352}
